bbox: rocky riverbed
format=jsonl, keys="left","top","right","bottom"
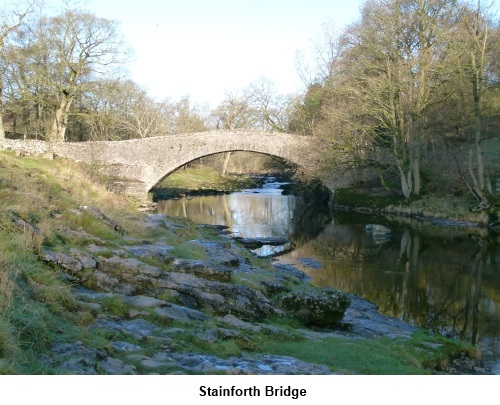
{"left": 36, "top": 210, "right": 491, "bottom": 375}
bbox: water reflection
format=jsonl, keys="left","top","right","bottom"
{"left": 155, "top": 185, "right": 500, "bottom": 369}
{"left": 155, "top": 186, "right": 330, "bottom": 246}
{"left": 278, "top": 214, "right": 500, "bottom": 365}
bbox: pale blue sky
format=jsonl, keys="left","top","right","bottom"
{"left": 41, "top": 0, "right": 500, "bottom": 107}
{"left": 78, "top": 0, "right": 365, "bottom": 107}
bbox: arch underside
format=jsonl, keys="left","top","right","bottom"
{"left": 146, "top": 148, "right": 302, "bottom": 192}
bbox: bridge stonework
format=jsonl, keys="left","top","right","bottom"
{"left": 1, "top": 131, "right": 355, "bottom": 199}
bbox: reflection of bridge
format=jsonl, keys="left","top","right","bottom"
{"left": 1, "top": 130, "right": 357, "bottom": 198}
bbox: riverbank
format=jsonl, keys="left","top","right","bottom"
{"left": 151, "top": 165, "right": 268, "bottom": 201}
{"left": 0, "top": 150, "right": 491, "bottom": 374}
{"left": 333, "top": 187, "right": 499, "bottom": 231}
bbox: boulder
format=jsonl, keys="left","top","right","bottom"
{"left": 92, "top": 271, "right": 120, "bottom": 290}
{"left": 260, "top": 279, "right": 290, "bottom": 296}
{"left": 273, "top": 263, "right": 311, "bottom": 283}
{"left": 9, "top": 212, "right": 44, "bottom": 238}
{"left": 97, "top": 256, "right": 163, "bottom": 280}
{"left": 123, "top": 295, "right": 166, "bottom": 308}
{"left": 220, "top": 314, "right": 262, "bottom": 333}
{"left": 50, "top": 340, "right": 136, "bottom": 375}
{"left": 142, "top": 213, "right": 185, "bottom": 229}
{"left": 365, "top": 224, "right": 392, "bottom": 241}
{"left": 78, "top": 205, "right": 124, "bottom": 234}
{"left": 278, "top": 288, "right": 351, "bottom": 326}
{"left": 56, "top": 226, "right": 104, "bottom": 243}
{"left": 87, "top": 254, "right": 275, "bottom": 322}
{"left": 152, "top": 272, "right": 276, "bottom": 321}
{"left": 86, "top": 244, "right": 111, "bottom": 254}
{"left": 121, "top": 294, "right": 209, "bottom": 321}
{"left": 154, "top": 304, "right": 208, "bottom": 322}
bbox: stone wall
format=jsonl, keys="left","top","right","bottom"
{"left": 0, "top": 139, "right": 50, "bottom": 156}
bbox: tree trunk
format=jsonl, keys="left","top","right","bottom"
{"left": 397, "top": 164, "right": 412, "bottom": 199}
{"left": 0, "top": 84, "right": 5, "bottom": 139}
{"left": 396, "top": 119, "right": 422, "bottom": 199}
{"left": 50, "top": 95, "right": 73, "bottom": 143}
{"left": 220, "top": 151, "right": 232, "bottom": 177}
{"left": 467, "top": 58, "right": 489, "bottom": 206}
{"left": 473, "top": 78, "right": 485, "bottom": 192}
{"left": 412, "top": 151, "right": 421, "bottom": 196}
{"left": 468, "top": 147, "right": 488, "bottom": 204}
{"left": 411, "top": 119, "right": 421, "bottom": 196}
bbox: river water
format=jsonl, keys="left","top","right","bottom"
{"left": 155, "top": 177, "right": 500, "bottom": 373}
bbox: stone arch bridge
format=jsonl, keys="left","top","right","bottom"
{"left": 1, "top": 130, "right": 356, "bottom": 199}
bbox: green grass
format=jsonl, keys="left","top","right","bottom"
{"left": 258, "top": 331, "right": 479, "bottom": 375}
{"left": 169, "top": 244, "right": 207, "bottom": 260}
{"left": 270, "top": 337, "right": 421, "bottom": 374}
{"left": 99, "top": 296, "right": 131, "bottom": 318}
{"left": 151, "top": 165, "right": 262, "bottom": 199}
{"left": 387, "top": 195, "right": 491, "bottom": 223}
{"left": 0, "top": 151, "right": 135, "bottom": 373}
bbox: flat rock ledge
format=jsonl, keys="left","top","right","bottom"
{"left": 36, "top": 213, "right": 489, "bottom": 375}
{"left": 47, "top": 338, "right": 336, "bottom": 375}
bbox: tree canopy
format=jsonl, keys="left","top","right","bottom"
{"left": 0, "top": 0, "right": 499, "bottom": 204}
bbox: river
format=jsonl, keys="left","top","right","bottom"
{"left": 155, "top": 177, "right": 500, "bottom": 373}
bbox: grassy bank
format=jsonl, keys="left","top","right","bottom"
{"left": 151, "top": 165, "right": 264, "bottom": 200}
{"left": 258, "top": 331, "right": 480, "bottom": 374}
{"left": 0, "top": 150, "right": 485, "bottom": 374}
{"left": 0, "top": 151, "right": 134, "bottom": 373}
{"left": 333, "top": 187, "right": 497, "bottom": 226}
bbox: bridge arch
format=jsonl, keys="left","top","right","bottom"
{"left": 51, "top": 130, "right": 321, "bottom": 197}
{"left": 137, "top": 131, "right": 315, "bottom": 191}
{"left": 148, "top": 150, "right": 295, "bottom": 191}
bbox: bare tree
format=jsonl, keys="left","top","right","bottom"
{"left": 212, "top": 90, "right": 260, "bottom": 176}
{"left": 245, "top": 77, "right": 293, "bottom": 132}
{"left": 169, "top": 96, "right": 209, "bottom": 134}
{"left": 0, "top": 0, "right": 35, "bottom": 138}
{"left": 111, "top": 81, "right": 170, "bottom": 139}
{"left": 212, "top": 89, "right": 257, "bottom": 130}
{"left": 295, "top": 21, "right": 345, "bottom": 87}
{"left": 34, "top": 3, "right": 128, "bottom": 143}
{"left": 309, "top": 0, "right": 459, "bottom": 199}
{"left": 457, "top": 0, "right": 499, "bottom": 204}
